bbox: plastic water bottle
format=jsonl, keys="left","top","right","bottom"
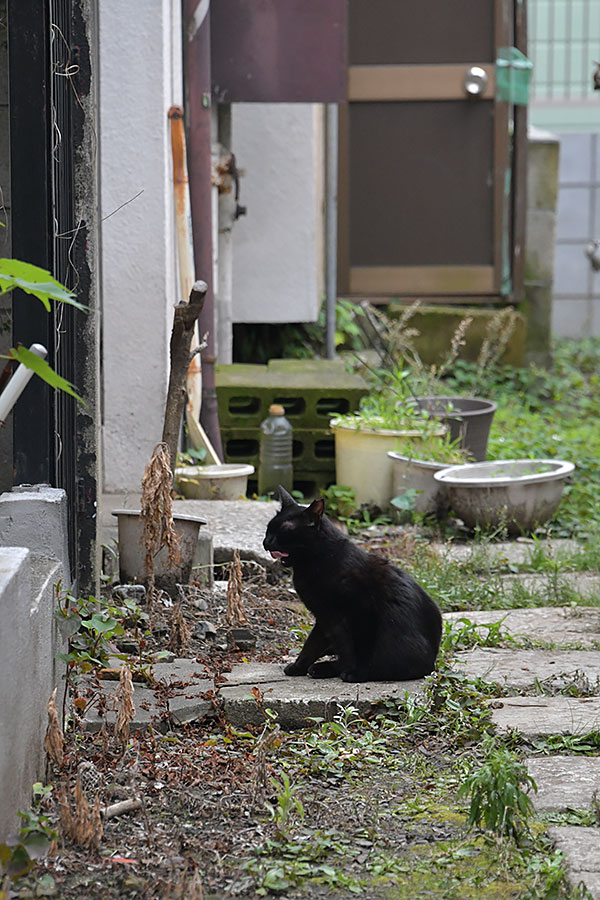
{"left": 258, "top": 404, "right": 293, "bottom": 496}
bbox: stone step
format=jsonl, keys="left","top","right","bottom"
{"left": 218, "top": 661, "right": 424, "bottom": 729}
{"left": 526, "top": 756, "right": 600, "bottom": 812}
{"left": 445, "top": 606, "right": 600, "bottom": 649}
{"left": 83, "top": 658, "right": 213, "bottom": 732}
{"left": 490, "top": 696, "right": 600, "bottom": 737}
{"left": 547, "top": 827, "right": 600, "bottom": 900}
{"left": 456, "top": 647, "right": 600, "bottom": 691}
{"left": 500, "top": 572, "right": 600, "bottom": 601}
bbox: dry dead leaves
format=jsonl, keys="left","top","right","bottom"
{"left": 43, "top": 687, "right": 64, "bottom": 768}
{"left": 115, "top": 665, "right": 136, "bottom": 749}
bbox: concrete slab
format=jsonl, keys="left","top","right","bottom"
{"left": 547, "top": 827, "right": 600, "bottom": 899}
{"left": 433, "top": 539, "right": 582, "bottom": 567}
{"left": 455, "top": 648, "right": 600, "bottom": 690}
{"left": 445, "top": 607, "right": 600, "bottom": 648}
{"left": 491, "top": 697, "right": 600, "bottom": 737}
{"left": 219, "top": 662, "right": 425, "bottom": 729}
{"left": 83, "top": 658, "right": 214, "bottom": 732}
{"left": 527, "top": 757, "right": 600, "bottom": 811}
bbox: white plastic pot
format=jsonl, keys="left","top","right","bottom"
{"left": 434, "top": 459, "right": 575, "bottom": 533}
{"left": 331, "top": 423, "right": 445, "bottom": 508}
{"left": 388, "top": 452, "right": 449, "bottom": 516}
{"left": 174, "top": 463, "right": 254, "bottom": 500}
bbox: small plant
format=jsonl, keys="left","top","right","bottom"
{"left": 0, "top": 257, "right": 87, "bottom": 401}
{"left": 177, "top": 446, "right": 207, "bottom": 466}
{"left": 265, "top": 772, "right": 305, "bottom": 841}
{"left": 55, "top": 591, "right": 149, "bottom": 673}
{"left": 0, "top": 784, "right": 57, "bottom": 882}
{"left": 440, "top": 616, "right": 515, "bottom": 654}
{"left": 458, "top": 739, "right": 537, "bottom": 840}
{"left": 320, "top": 484, "right": 358, "bottom": 521}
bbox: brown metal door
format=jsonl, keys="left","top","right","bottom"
{"left": 338, "top": 0, "right": 514, "bottom": 301}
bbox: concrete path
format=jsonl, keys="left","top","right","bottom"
{"left": 97, "top": 517, "right": 600, "bottom": 898}
{"left": 445, "top": 606, "right": 600, "bottom": 648}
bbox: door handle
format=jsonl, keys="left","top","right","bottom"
{"left": 464, "top": 66, "right": 489, "bottom": 97}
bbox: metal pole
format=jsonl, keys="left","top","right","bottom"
{"left": 325, "top": 102, "right": 339, "bottom": 360}
{"left": 216, "top": 103, "right": 235, "bottom": 364}
{"left": 183, "top": 0, "right": 224, "bottom": 459}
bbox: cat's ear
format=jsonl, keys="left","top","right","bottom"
{"left": 278, "top": 485, "right": 297, "bottom": 508}
{"left": 306, "top": 498, "right": 325, "bottom": 525}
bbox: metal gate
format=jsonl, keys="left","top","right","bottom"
{"left": 8, "top": 0, "right": 98, "bottom": 592}
{"left": 338, "top": 0, "right": 527, "bottom": 303}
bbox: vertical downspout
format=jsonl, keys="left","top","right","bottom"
{"left": 325, "top": 102, "right": 339, "bottom": 360}
{"left": 182, "top": 0, "right": 223, "bottom": 458}
{"left": 216, "top": 103, "right": 234, "bottom": 364}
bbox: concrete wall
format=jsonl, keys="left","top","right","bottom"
{"left": 551, "top": 132, "right": 600, "bottom": 337}
{"left": 99, "top": 0, "right": 182, "bottom": 493}
{"left": 522, "top": 127, "right": 559, "bottom": 365}
{"left": 0, "top": 487, "right": 69, "bottom": 842}
{"left": 231, "top": 103, "right": 324, "bottom": 324}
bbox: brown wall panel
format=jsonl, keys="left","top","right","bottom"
{"left": 348, "top": 101, "right": 494, "bottom": 268}
{"left": 349, "top": 0, "right": 495, "bottom": 66}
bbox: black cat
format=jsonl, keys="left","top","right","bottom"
{"left": 263, "top": 486, "right": 442, "bottom": 682}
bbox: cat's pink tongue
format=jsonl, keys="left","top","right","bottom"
{"left": 270, "top": 550, "right": 289, "bottom": 559}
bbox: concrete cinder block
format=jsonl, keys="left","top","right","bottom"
{"left": 0, "top": 548, "right": 65, "bottom": 842}
{"left": 0, "top": 486, "right": 70, "bottom": 572}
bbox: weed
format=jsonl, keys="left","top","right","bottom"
{"left": 458, "top": 739, "right": 537, "bottom": 840}
{"left": 0, "top": 784, "right": 57, "bottom": 882}
{"left": 440, "top": 616, "right": 515, "bottom": 654}
{"left": 265, "top": 771, "right": 305, "bottom": 841}
{"left": 54, "top": 589, "right": 150, "bottom": 675}
{"left": 529, "top": 732, "right": 600, "bottom": 755}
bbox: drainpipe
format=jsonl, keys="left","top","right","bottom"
{"left": 325, "top": 102, "right": 339, "bottom": 360}
{"left": 215, "top": 103, "right": 236, "bottom": 365}
{"left": 182, "top": 0, "right": 223, "bottom": 458}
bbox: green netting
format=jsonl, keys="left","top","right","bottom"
{"left": 497, "top": 47, "right": 533, "bottom": 105}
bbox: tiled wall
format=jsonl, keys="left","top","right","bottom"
{"left": 551, "top": 132, "right": 600, "bottom": 337}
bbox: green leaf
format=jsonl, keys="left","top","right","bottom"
{"left": 88, "top": 613, "right": 118, "bottom": 634}
{"left": 6, "top": 346, "right": 85, "bottom": 404}
{"left": 23, "top": 830, "right": 51, "bottom": 860}
{"left": 262, "top": 867, "right": 290, "bottom": 892}
{"left": 0, "top": 258, "right": 87, "bottom": 311}
{"left": 5, "top": 844, "right": 33, "bottom": 878}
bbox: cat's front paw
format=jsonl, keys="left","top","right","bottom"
{"left": 341, "top": 670, "right": 359, "bottom": 683}
{"left": 283, "top": 661, "right": 306, "bottom": 676}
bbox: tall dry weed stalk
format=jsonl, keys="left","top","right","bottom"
{"left": 44, "top": 687, "right": 64, "bottom": 768}
{"left": 58, "top": 777, "right": 103, "bottom": 849}
{"left": 140, "top": 442, "right": 180, "bottom": 601}
{"left": 225, "top": 549, "right": 247, "bottom": 626}
{"left": 477, "top": 307, "right": 518, "bottom": 375}
{"left": 367, "top": 301, "right": 474, "bottom": 394}
{"left": 168, "top": 603, "right": 192, "bottom": 654}
{"left": 115, "top": 665, "right": 135, "bottom": 750}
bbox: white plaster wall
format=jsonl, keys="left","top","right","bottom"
{"left": 231, "top": 103, "right": 324, "bottom": 323}
{"left": 99, "top": 0, "right": 182, "bottom": 492}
